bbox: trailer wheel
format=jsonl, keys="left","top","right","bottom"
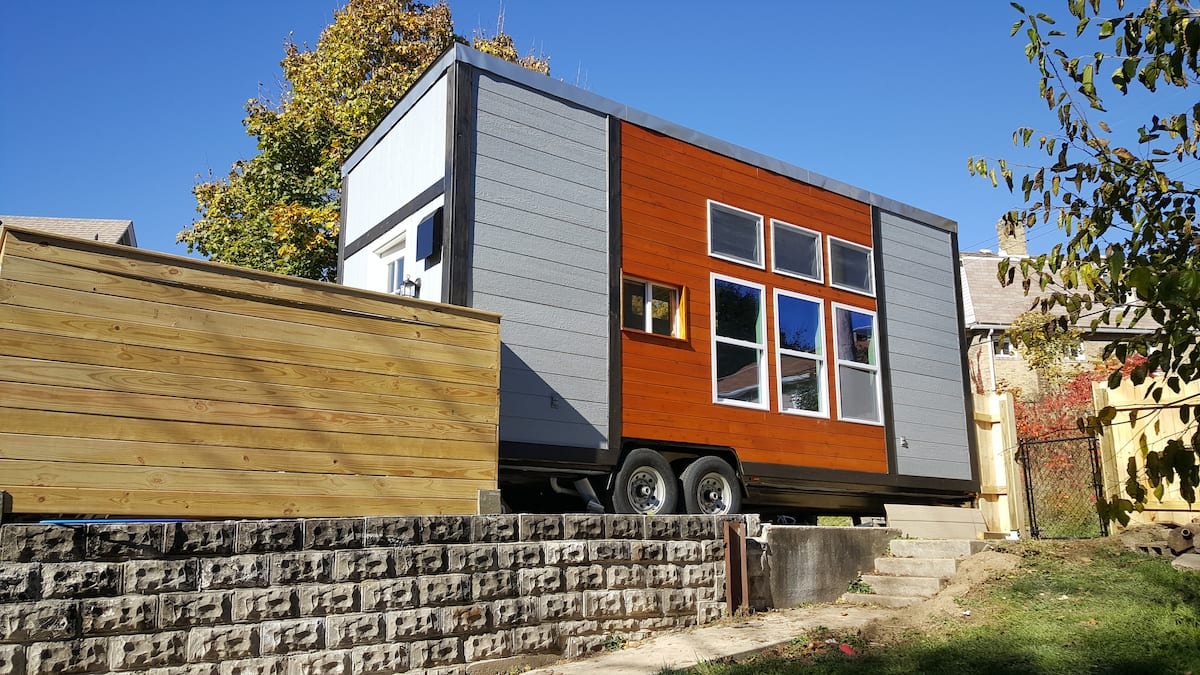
{"left": 612, "top": 448, "right": 678, "bottom": 515}
{"left": 680, "top": 456, "right": 741, "bottom": 515}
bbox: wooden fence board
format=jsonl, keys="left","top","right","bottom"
{"left": 0, "top": 328, "right": 496, "bottom": 403}
{"left": 0, "top": 305, "right": 497, "bottom": 387}
{"left": 1, "top": 408, "right": 496, "bottom": 460}
{"left": 0, "top": 486, "right": 475, "bottom": 518}
{"left": 0, "top": 355, "right": 498, "bottom": 424}
{"left": 2, "top": 253, "right": 498, "bottom": 348}
{"left": 0, "top": 228, "right": 499, "bottom": 333}
{"left": 0, "top": 433, "right": 496, "bottom": 479}
{"left": 0, "top": 277, "right": 498, "bottom": 369}
{"left": 0, "top": 459, "right": 492, "bottom": 499}
{"left": 0, "top": 381, "right": 496, "bottom": 442}
{"left": 0, "top": 226, "right": 500, "bottom": 517}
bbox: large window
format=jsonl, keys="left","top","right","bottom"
{"left": 828, "top": 236, "right": 874, "bottom": 296}
{"left": 623, "top": 277, "right": 680, "bottom": 337}
{"left": 833, "top": 304, "right": 882, "bottom": 424}
{"left": 772, "top": 220, "right": 822, "bottom": 283}
{"left": 708, "top": 201, "right": 764, "bottom": 268}
{"left": 712, "top": 275, "right": 767, "bottom": 408}
{"left": 775, "top": 290, "right": 826, "bottom": 416}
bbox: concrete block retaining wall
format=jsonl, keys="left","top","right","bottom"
{"left": 0, "top": 514, "right": 757, "bottom": 674}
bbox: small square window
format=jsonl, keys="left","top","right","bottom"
{"left": 708, "top": 201, "right": 764, "bottom": 268}
{"left": 772, "top": 221, "right": 822, "bottom": 282}
{"left": 829, "top": 237, "right": 874, "bottom": 296}
{"left": 623, "top": 277, "right": 680, "bottom": 337}
{"left": 996, "top": 335, "right": 1016, "bottom": 357}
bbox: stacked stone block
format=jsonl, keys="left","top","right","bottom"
{"left": 0, "top": 514, "right": 757, "bottom": 674}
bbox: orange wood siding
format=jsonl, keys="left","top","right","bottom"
{"left": 620, "top": 122, "right": 887, "bottom": 473}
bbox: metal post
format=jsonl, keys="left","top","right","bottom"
{"left": 724, "top": 521, "right": 748, "bottom": 615}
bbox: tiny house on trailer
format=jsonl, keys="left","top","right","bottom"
{"left": 338, "top": 46, "right": 978, "bottom": 516}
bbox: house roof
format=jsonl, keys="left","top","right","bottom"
{"left": 343, "top": 45, "right": 956, "bottom": 234}
{"left": 960, "top": 251, "right": 1155, "bottom": 334}
{"left": 0, "top": 215, "right": 137, "bottom": 247}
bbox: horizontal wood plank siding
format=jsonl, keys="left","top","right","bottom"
{"left": 620, "top": 122, "right": 887, "bottom": 473}
{"left": 877, "top": 210, "right": 972, "bottom": 480}
{"left": 470, "top": 72, "right": 610, "bottom": 450}
{"left": 0, "top": 227, "right": 500, "bottom": 517}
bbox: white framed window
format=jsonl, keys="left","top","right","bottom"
{"left": 774, "top": 289, "right": 827, "bottom": 417}
{"left": 708, "top": 200, "right": 764, "bottom": 269}
{"left": 622, "top": 276, "right": 681, "bottom": 337}
{"left": 711, "top": 274, "right": 768, "bottom": 409}
{"left": 374, "top": 233, "right": 407, "bottom": 295}
{"left": 771, "top": 220, "right": 822, "bottom": 283}
{"left": 828, "top": 236, "right": 875, "bottom": 296}
{"left": 995, "top": 335, "right": 1017, "bottom": 358}
{"left": 832, "top": 303, "right": 883, "bottom": 425}
{"left": 386, "top": 258, "right": 405, "bottom": 294}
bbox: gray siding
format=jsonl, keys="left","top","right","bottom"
{"left": 470, "top": 72, "right": 610, "bottom": 449}
{"left": 879, "top": 211, "right": 973, "bottom": 480}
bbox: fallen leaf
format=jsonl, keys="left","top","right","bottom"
{"left": 840, "top": 644, "right": 857, "bottom": 656}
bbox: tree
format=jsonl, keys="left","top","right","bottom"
{"left": 179, "top": 1, "right": 548, "bottom": 281}
{"left": 1008, "top": 309, "right": 1085, "bottom": 392}
{"left": 970, "top": 1, "right": 1200, "bottom": 523}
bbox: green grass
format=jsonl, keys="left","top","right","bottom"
{"left": 659, "top": 539, "right": 1200, "bottom": 674}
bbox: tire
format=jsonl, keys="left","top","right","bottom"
{"left": 611, "top": 448, "right": 679, "bottom": 515}
{"left": 680, "top": 456, "right": 741, "bottom": 515}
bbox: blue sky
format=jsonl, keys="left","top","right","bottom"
{"left": 1, "top": 1, "right": 1068, "bottom": 259}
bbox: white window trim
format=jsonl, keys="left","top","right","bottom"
{"left": 773, "top": 289, "right": 828, "bottom": 418}
{"left": 771, "top": 219, "right": 823, "bottom": 283}
{"left": 707, "top": 199, "right": 765, "bottom": 270}
{"left": 711, "top": 273, "right": 769, "bottom": 411}
{"left": 374, "top": 233, "right": 407, "bottom": 295}
{"left": 995, "top": 335, "right": 1017, "bottom": 358}
{"left": 622, "top": 275, "right": 681, "bottom": 338}
{"left": 831, "top": 301, "right": 884, "bottom": 426}
{"left": 827, "top": 235, "right": 876, "bottom": 297}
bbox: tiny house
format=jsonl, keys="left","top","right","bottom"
{"left": 339, "top": 46, "right": 978, "bottom": 515}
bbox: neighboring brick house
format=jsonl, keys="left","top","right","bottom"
{"left": 0, "top": 215, "right": 137, "bottom": 247}
{"left": 960, "top": 223, "right": 1150, "bottom": 399}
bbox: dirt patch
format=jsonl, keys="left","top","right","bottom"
{"left": 861, "top": 549, "right": 1022, "bottom": 642}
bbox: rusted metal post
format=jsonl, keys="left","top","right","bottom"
{"left": 724, "top": 521, "right": 748, "bottom": 615}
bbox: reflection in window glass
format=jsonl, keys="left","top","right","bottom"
{"left": 622, "top": 279, "right": 644, "bottom": 330}
{"left": 836, "top": 308, "right": 875, "bottom": 366}
{"left": 834, "top": 304, "right": 881, "bottom": 423}
{"left": 710, "top": 202, "right": 763, "bottom": 266}
{"left": 830, "top": 238, "right": 874, "bottom": 294}
{"left": 713, "top": 276, "right": 766, "bottom": 408}
{"left": 623, "top": 278, "right": 679, "bottom": 337}
{"left": 715, "top": 342, "right": 761, "bottom": 403}
{"left": 773, "top": 222, "right": 821, "bottom": 281}
{"left": 715, "top": 279, "right": 762, "bottom": 343}
{"left": 780, "top": 354, "right": 821, "bottom": 412}
{"left": 838, "top": 364, "right": 880, "bottom": 422}
{"left": 777, "top": 295, "right": 821, "bottom": 354}
{"left": 776, "top": 291, "right": 826, "bottom": 415}
{"left": 651, "top": 285, "right": 674, "bottom": 336}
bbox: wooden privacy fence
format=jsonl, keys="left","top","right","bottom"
{"left": 0, "top": 226, "right": 500, "bottom": 518}
{"left": 1094, "top": 379, "right": 1200, "bottom": 527}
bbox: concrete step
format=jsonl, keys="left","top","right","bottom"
{"left": 889, "top": 538, "right": 989, "bottom": 560}
{"left": 859, "top": 574, "right": 945, "bottom": 598}
{"left": 839, "top": 592, "right": 924, "bottom": 608}
{"left": 873, "top": 556, "right": 958, "bottom": 578}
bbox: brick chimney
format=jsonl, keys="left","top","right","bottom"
{"left": 997, "top": 218, "right": 1028, "bottom": 257}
